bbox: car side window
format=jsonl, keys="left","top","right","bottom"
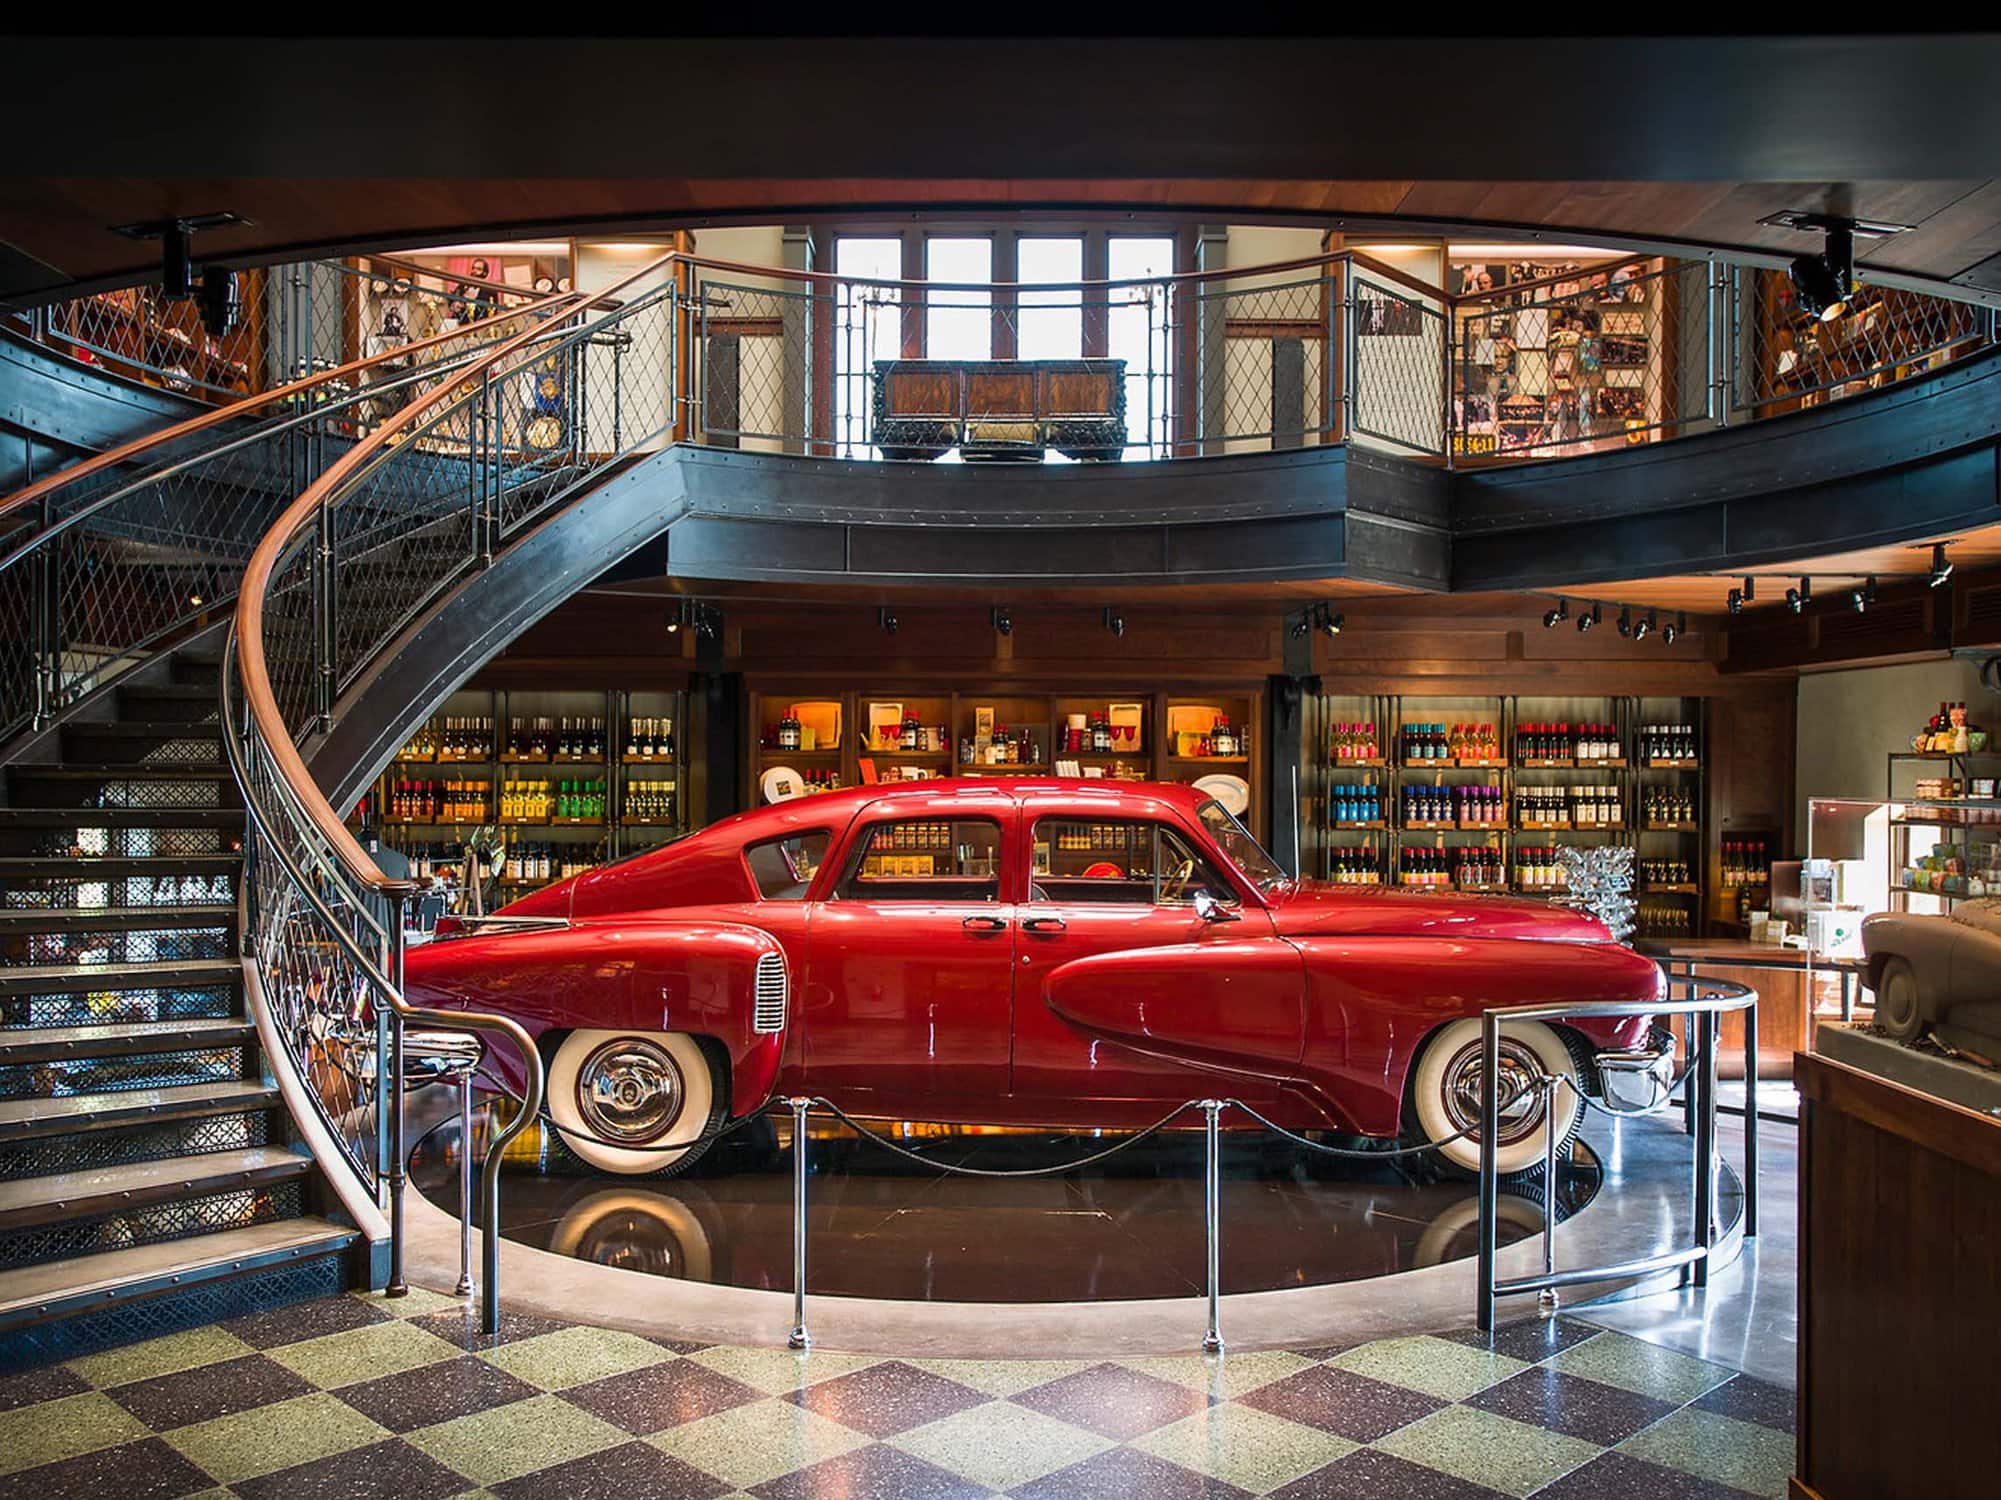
{"left": 1030, "top": 817, "right": 1235, "bottom": 907}
{"left": 744, "top": 832, "right": 832, "bottom": 900}
{"left": 836, "top": 819, "right": 1004, "bottom": 902}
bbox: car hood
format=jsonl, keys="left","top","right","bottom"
{"left": 1263, "top": 881, "right": 1614, "bottom": 942}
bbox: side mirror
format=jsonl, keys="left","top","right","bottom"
{"left": 1193, "top": 890, "right": 1240, "bottom": 924}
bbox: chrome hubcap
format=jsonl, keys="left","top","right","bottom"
{"left": 576, "top": 1038, "right": 683, "bottom": 1145}
{"left": 1442, "top": 1039, "right": 1549, "bottom": 1147}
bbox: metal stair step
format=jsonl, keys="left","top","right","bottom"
{"left": 0, "top": 905, "right": 235, "bottom": 936}
{"left": 0, "top": 1217, "right": 357, "bottom": 1332}
{"left": 0, "top": 1147, "right": 310, "bottom": 1232}
{"left": 0, "top": 809, "right": 243, "bottom": 831}
{"left": 0, "top": 959, "right": 241, "bottom": 1001}
{"left": 6, "top": 765, "right": 231, "bottom": 782}
{"left": 0, "top": 1017, "right": 252, "bottom": 1066}
{"left": 62, "top": 721, "right": 223, "bottom": 741}
{"left": 0, "top": 856, "right": 238, "bottom": 881}
{"left": 0, "top": 1082, "right": 279, "bottom": 1143}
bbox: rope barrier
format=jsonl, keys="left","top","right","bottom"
{"left": 803, "top": 1096, "right": 1203, "bottom": 1177}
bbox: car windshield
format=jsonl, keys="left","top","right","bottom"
{"left": 1196, "top": 800, "right": 1288, "bottom": 893}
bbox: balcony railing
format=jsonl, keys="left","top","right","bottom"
{"left": 7, "top": 256, "right": 537, "bottom": 404}
{"left": 661, "top": 248, "right": 1994, "bottom": 466}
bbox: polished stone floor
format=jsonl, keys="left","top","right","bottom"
{"left": 410, "top": 1114, "right": 1601, "bottom": 1301}
{"left": 0, "top": 1286, "right": 1795, "bottom": 1498}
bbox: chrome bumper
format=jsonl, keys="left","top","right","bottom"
{"left": 1593, "top": 1025, "right": 1676, "bottom": 1116}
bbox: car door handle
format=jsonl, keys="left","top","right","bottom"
{"left": 1022, "top": 916, "right": 1067, "bottom": 934}
{"left": 962, "top": 915, "right": 1008, "bottom": 932}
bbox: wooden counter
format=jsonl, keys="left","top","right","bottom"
{"left": 1793, "top": 1051, "right": 2001, "bottom": 1500}
{"left": 1642, "top": 939, "right": 1865, "bottom": 1080}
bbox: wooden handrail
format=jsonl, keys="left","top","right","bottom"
{"left": 234, "top": 252, "right": 677, "bottom": 897}
{"left": 0, "top": 281, "right": 573, "bottom": 525}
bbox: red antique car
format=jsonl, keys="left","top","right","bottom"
{"left": 405, "top": 780, "right": 1669, "bottom": 1178}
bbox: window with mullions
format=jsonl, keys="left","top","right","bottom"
{"left": 837, "top": 819, "right": 1004, "bottom": 902}
{"left": 1016, "top": 238, "right": 1085, "bottom": 360}
{"left": 833, "top": 237, "right": 903, "bottom": 458}
{"left": 1107, "top": 237, "right": 1176, "bottom": 459}
{"left": 925, "top": 238, "right": 994, "bottom": 361}
{"left": 1030, "top": 818, "right": 1234, "bottom": 906}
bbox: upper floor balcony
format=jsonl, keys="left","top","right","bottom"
{"left": 10, "top": 230, "right": 1993, "bottom": 476}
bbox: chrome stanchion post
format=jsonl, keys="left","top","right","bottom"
{"left": 1744, "top": 995, "right": 1759, "bottom": 1239}
{"left": 1476, "top": 1012, "right": 1500, "bottom": 1332}
{"left": 455, "top": 1071, "right": 475, "bottom": 1297}
{"left": 1693, "top": 1010, "right": 1719, "bottom": 1287}
{"left": 1201, "top": 1099, "right": 1224, "bottom": 1356}
{"left": 1539, "top": 1076, "right": 1560, "bottom": 1312}
{"left": 385, "top": 898, "right": 409, "bottom": 1298}
{"left": 788, "top": 1097, "right": 812, "bottom": 1351}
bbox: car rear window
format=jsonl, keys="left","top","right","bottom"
{"left": 744, "top": 832, "right": 831, "bottom": 900}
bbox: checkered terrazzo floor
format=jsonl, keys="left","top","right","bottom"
{"left": 0, "top": 1288, "right": 1794, "bottom": 1498}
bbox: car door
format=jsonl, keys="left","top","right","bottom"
{"left": 800, "top": 800, "right": 1018, "bottom": 1108}
{"left": 1009, "top": 800, "right": 1295, "bottom": 1104}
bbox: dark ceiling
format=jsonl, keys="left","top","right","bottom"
{"left": 5, "top": 34, "right": 2001, "bottom": 299}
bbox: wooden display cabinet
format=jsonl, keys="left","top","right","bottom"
{"left": 744, "top": 686, "right": 1267, "bottom": 841}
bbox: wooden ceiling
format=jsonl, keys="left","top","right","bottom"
{"left": 1550, "top": 525, "right": 2001, "bottom": 616}
{"left": 6, "top": 34, "right": 2001, "bottom": 299}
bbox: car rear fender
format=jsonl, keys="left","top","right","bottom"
{"left": 403, "top": 917, "right": 790, "bottom": 1116}
{"left": 1287, "top": 934, "right": 1666, "bottom": 1137}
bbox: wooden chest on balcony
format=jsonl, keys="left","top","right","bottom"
{"left": 872, "top": 358, "right": 1127, "bottom": 460}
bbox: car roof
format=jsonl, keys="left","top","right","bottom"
{"left": 716, "top": 777, "right": 1214, "bottom": 843}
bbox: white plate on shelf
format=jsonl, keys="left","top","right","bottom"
{"left": 1192, "top": 773, "right": 1250, "bottom": 816}
{"left": 760, "top": 766, "right": 805, "bottom": 804}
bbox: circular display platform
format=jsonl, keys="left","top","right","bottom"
{"left": 411, "top": 1111, "right": 1600, "bottom": 1302}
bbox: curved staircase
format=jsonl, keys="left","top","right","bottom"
{"left": 0, "top": 640, "right": 355, "bottom": 1368}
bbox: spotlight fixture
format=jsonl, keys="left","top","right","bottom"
{"left": 1542, "top": 598, "right": 1569, "bottom": 629}
{"left": 188, "top": 586, "right": 206, "bottom": 608}
{"left": 1616, "top": 606, "right": 1633, "bottom": 639}
{"left": 665, "top": 602, "right": 683, "bottom": 633}
{"left": 879, "top": 606, "right": 898, "bottom": 636}
{"left": 1786, "top": 577, "right": 1811, "bottom": 615}
{"left": 694, "top": 604, "right": 721, "bottom": 642}
{"left": 1662, "top": 612, "right": 1685, "bottom": 646}
{"left": 109, "top": 212, "right": 251, "bottom": 302}
{"left": 1290, "top": 611, "right": 1310, "bottom": 640}
{"left": 1104, "top": 606, "right": 1125, "bottom": 638}
{"left": 1741, "top": 576, "right": 1756, "bottom": 603}
{"left": 1576, "top": 601, "right": 1602, "bottom": 633}
{"left": 1929, "top": 544, "right": 1955, "bottom": 589}
{"left": 1727, "top": 588, "right": 1743, "bottom": 615}
{"left": 1851, "top": 577, "right": 1877, "bottom": 614}
{"left": 1633, "top": 610, "right": 1656, "bottom": 642}
{"left": 1317, "top": 604, "right": 1344, "bottom": 639}
{"left": 992, "top": 606, "right": 1012, "bottom": 637}
{"left": 1786, "top": 219, "right": 1855, "bottom": 323}
{"left": 198, "top": 268, "right": 240, "bottom": 338}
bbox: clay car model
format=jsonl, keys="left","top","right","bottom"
{"left": 1862, "top": 903, "right": 2001, "bottom": 1061}
{"left": 405, "top": 780, "right": 1670, "bottom": 1177}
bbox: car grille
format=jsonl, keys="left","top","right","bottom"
{"left": 753, "top": 951, "right": 788, "bottom": 1033}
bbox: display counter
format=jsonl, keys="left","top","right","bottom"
{"left": 1794, "top": 1049, "right": 2001, "bottom": 1500}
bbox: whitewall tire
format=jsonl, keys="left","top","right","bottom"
{"left": 545, "top": 1029, "right": 720, "bottom": 1176}
{"left": 1873, "top": 957, "right": 1925, "bottom": 1041}
{"left": 1406, "top": 1018, "right": 1582, "bottom": 1177}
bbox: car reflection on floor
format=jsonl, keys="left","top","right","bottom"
{"left": 409, "top": 1107, "right": 1593, "bottom": 1302}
